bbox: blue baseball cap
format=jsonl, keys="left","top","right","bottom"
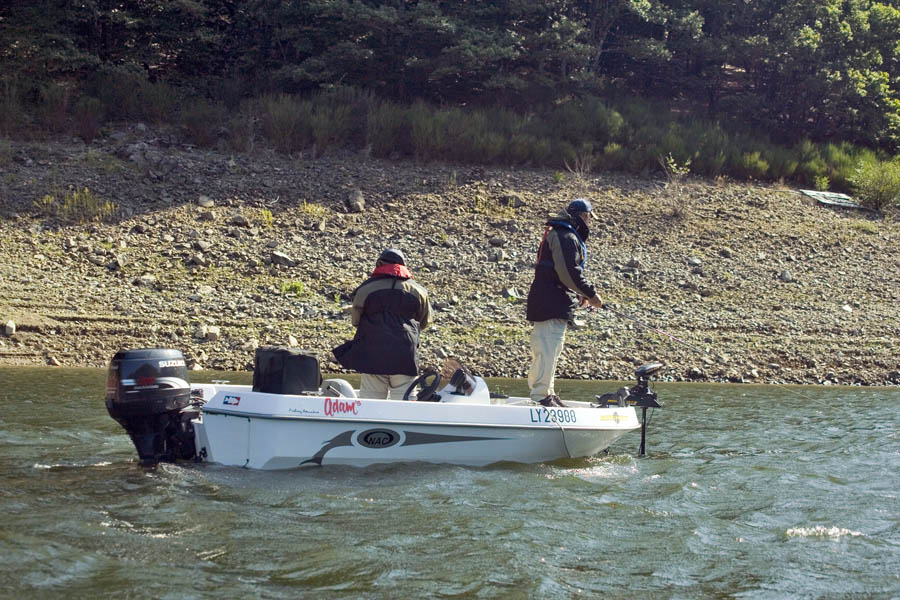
{"left": 566, "top": 198, "right": 593, "bottom": 215}
{"left": 378, "top": 248, "right": 405, "bottom": 265}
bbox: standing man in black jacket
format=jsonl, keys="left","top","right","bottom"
{"left": 526, "top": 199, "right": 603, "bottom": 407}
{"left": 333, "top": 248, "right": 431, "bottom": 399}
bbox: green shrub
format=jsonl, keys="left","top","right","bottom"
{"left": 73, "top": 96, "right": 104, "bottom": 143}
{"left": 508, "top": 132, "right": 547, "bottom": 164}
{"left": 584, "top": 98, "right": 625, "bottom": 144}
{"left": 822, "top": 142, "right": 859, "bottom": 193}
{"left": 469, "top": 130, "right": 506, "bottom": 163}
{"left": 766, "top": 147, "right": 799, "bottom": 181}
{"left": 91, "top": 65, "right": 145, "bottom": 120}
{"left": 542, "top": 102, "right": 592, "bottom": 146}
{"left": 299, "top": 200, "right": 327, "bottom": 217}
{"left": 534, "top": 137, "right": 554, "bottom": 165}
{"left": 280, "top": 280, "right": 310, "bottom": 297}
{"left": 0, "top": 137, "right": 12, "bottom": 166}
{"left": 39, "top": 83, "right": 72, "bottom": 133}
{"left": 318, "top": 86, "right": 375, "bottom": 145}
{"left": 227, "top": 105, "right": 256, "bottom": 152}
{"left": 0, "top": 81, "right": 25, "bottom": 136}
{"left": 793, "top": 139, "right": 827, "bottom": 186}
{"left": 35, "top": 187, "right": 117, "bottom": 223}
{"left": 850, "top": 219, "right": 878, "bottom": 234}
{"left": 453, "top": 111, "right": 505, "bottom": 163}
{"left": 796, "top": 156, "right": 828, "bottom": 187}
{"left": 565, "top": 143, "right": 597, "bottom": 179}
{"left": 730, "top": 150, "right": 769, "bottom": 180}
{"left": 311, "top": 103, "right": 353, "bottom": 155}
{"left": 850, "top": 157, "right": 900, "bottom": 211}
{"left": 260, "top": 94, "right": 314, "bottom": 153}
{"left": 686, "top": 122, "right": 729, "bottom": 177}
{"left": 659, "top": 124, "right": 691, "bottom": 166}
{"left": 659, "top": 152, "right": 691, "bottom": 182}
{"left": 601, "top": 142, "right": 627, "bottom": 171}
{"left": 181, "top": 99, "right": 226, "bottom": 148}
{"left": 409, "top": 101, "right": 437, "bottom": 160}
{"left": 367, "top": 101, "right": 408, "bottom": 157}
{"left": 473, "top": 193, "right": 514, "bottom": 218}
{"left": 139, "top": 80, "right": 180, "bottom": 125}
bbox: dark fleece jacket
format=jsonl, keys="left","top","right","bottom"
{"left": 333, "top": 265, "right": 431, "bottom": 376}
{"left": 525, "top": 209, "right": 596, "bottom": 322}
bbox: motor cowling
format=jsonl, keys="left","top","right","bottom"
{"left": 106, "top": 348, "right": 198, "bottom": 464}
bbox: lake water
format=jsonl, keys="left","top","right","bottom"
{"left": 1, "top": 367, "right": 898, "bottom": 599}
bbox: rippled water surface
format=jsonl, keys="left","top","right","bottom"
{"left": 1, "top": 367, "right": 898, "bottom": 599}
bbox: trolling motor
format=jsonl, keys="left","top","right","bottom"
{"left": 595, "top": 362, "right": 664, "bottom": 456}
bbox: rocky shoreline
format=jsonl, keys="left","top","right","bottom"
{"left": 1, "top": 129, "right": 898, "bottom": 386}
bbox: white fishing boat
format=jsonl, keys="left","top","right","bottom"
{"left": 106, "top": 348, "right": 662, "bottom": 469}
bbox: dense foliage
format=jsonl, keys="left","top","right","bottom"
{"left": 3, "top": 0, "right": 899, "bottom": 149}
{"left": 2, "top": 1, "right": 899, "bottom": 200}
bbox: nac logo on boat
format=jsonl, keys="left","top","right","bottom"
{"left": 357, "top": 428, "right": 400, "bottom": 449}
{"left": 223, "top": 395, "right": 240, "bottom": 406}
{"left": 324, "top": 398, "right": 362, "bottom": 417}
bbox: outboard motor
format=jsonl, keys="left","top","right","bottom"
{"left": 106, "top": 348, "right": 199, "bottom": 465}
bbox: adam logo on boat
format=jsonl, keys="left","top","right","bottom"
{"left": 324, "top": 398, "right": 362, "bottom": 417}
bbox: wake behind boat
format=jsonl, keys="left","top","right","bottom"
{"left": 105, "top": 347, "right": 662, "bottom": 469}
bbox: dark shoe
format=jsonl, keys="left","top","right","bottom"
{"left": 539, "top": 395, "right": 567, "bottom": 408}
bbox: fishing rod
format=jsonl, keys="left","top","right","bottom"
{"left": 596, "top": 304, "right": 713, "bottom": 358}
{"left": 594, "top": 302, "right": 822, "bottom": 402}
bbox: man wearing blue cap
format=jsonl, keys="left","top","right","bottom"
{"left": 526, "top": 199, "right": 603, "bottom": 407}
{"left": 333, "top": 248, "right": 432, "bottom": 399}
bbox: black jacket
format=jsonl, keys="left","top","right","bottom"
{"left": 333, "top": 267, "right": 430, "bottom": 376}
{"left": 526, "top": 210, "right": 596, "bottom": 322}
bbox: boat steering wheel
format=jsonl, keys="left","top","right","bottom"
{"left": 403, "top": 369, "right": 441, "bottom": 402}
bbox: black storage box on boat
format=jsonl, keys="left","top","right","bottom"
{"left": 252, "top": 346, "right": 322, "bottom": 395}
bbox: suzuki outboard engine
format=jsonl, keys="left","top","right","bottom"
{"left": 106, "top": 348, "right": 199, "bottom": 465}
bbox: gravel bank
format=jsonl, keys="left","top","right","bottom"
{"left": 1, "top": 130, "right": 898, "bottom": 386}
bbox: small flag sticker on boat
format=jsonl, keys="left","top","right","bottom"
{"left": 223, "top": 395, "right": 241, "bottom": 405}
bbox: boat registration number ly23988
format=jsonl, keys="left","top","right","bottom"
{"left": 528, "top": 407, "right": 577, "bottom": 423}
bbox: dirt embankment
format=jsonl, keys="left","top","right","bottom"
{"left": 1, "top": 129, "right": 898, "bottom": 386}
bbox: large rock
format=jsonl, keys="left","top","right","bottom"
{"left": 347, "top": 189, "right": 365, "bottom": 212}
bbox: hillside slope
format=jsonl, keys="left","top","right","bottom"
{"left": 1, "top": 131, "right": 898, "bottom": 385}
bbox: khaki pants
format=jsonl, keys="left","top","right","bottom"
{"left": 359, "top": 373, "right": 416, "bottom": 400}
{"left": 528, "top": 318, "right": 567, "bottom": 401}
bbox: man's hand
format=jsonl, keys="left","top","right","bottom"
{"left": 579, "top": 294, "right": 603, "bottom": 309}
{"left": 586, "top": 294, "right": 603, "bottom": 309}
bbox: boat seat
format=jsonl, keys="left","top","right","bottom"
{"left": 321, "top": 378, "right": 357, "bottom": 398}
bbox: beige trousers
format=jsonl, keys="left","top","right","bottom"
{"left": 528, "top": 318, "right": 567, "bottom": 401}
{"left": 359, "top": 373, "right": 416, "bottom": 400}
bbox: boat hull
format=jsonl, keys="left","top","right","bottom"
{"left": 192, "top": 384, "right": 640, "bottom": 469}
